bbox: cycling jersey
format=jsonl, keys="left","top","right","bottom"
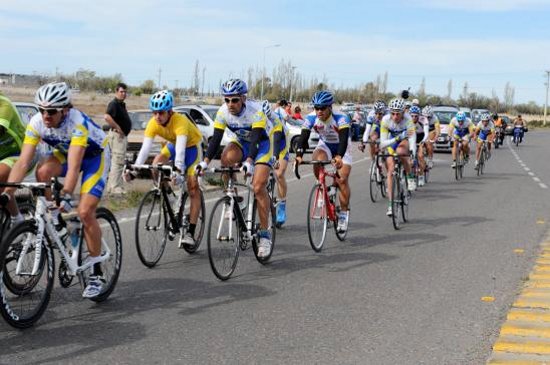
{"left": 303, "top": 111, "right": 351, "bottom": 164}
{"left": 267, "top": 113, "right": 289, "bottom": 161}
{"left": 214, "top": 100, "right": 270, "bottom": 143}
{"left": 427, "top": 114, "right": 440, "bottom": 131}
{"left": 448, "top": 117, "right": 474, "bottom": 138}
{"left": 379, "top": 114, "right": 416, "bottom": 153}
{"left": 24, "top": 108, "right": 106, "bottom": 158}
{"left": 414, "top": 116, "right": 429, "bottom": 135}
{"left": 144, "top": 112, "right": 202, "bottom": 147}
{"left": 476, "top": 121, "right": 495, "bottom": 133}
{"left": 362, "top": 110, "right": 384, "bottom": 142}
{"left": 0, "top": 95, "right": 26, "bottom": 162}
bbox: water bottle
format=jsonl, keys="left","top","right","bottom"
{"left": 67, "top": 219, "right": 81, "bottom": 248}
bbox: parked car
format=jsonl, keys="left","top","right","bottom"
{"left": 471, "top": 109, "right": 490, "bottom": 123}
{"left": 502, "top": 116, "right": 514, "bottom": 135}
{"left": 286, "top": 118, "right": 319, "bottom": 153}
{"left": 433, "top": 105, "right": 460, "bottom": 152}
{"left": 13, "top": 102, "right": 50, "bottom": 157}
{"left": 123, "top": 109, "right": 162, "bottom": 163}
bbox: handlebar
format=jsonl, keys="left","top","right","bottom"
{"left": 293, "top": 160, "right": 332, "bottom": 179}
{"left": 0, "top": 177, "right": 63, "bottom": 205}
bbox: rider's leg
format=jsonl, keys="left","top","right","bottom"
{"left": 0, "top": 162, "right": 19, "bottom": 217}
{"left": 35, "top": 155, "right": 64, "bottom": 200}
{"left": 252, "top": 164, "right": 270, "bottom": 230}
{"left": 275, "top": 158, "right": 288, "bottom": 200}
{"left": 337, "top": 164, "right": 351, "bottom": 211}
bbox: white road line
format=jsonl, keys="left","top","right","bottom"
{"left": 528, "top": 172, "right": 535, "bottom": 176}
{"left": 534, "top": 177, "right": 541, "bottom": 182}
{"left": 508, "top": 139, "right": 548, "bottom": 191}
{"left": 540, "top": 183, "right": 548, "bottom": 189}
{"left": 524, "top": 167, "right": 530, "bottom": 171}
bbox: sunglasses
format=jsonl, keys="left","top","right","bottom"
{"left": 224, "top": 97, "right": 241, "bottom": 104}
{"left": 391, "top": 112, "right": 402, "bottom": 116}
{"left": 39, "top": 107, "right": 62, "bottom": 116}
{"left": 314, "top": 105, "right": 328, "bottom": 111}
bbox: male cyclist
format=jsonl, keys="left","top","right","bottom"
{"left": 295, "top": 90, "right": 352, "bottom": 233}
{"left": 410, "top": 106, "right": 429, "bottom": 187}
{"left": 474, "top": 113, "right": 495, "bottom": 170}
{"left": 512, "top": 114, "right": 525, "bottom": 144}
{"left": 262, "top": 100, "right": 289, "bottom": 226}
{"left": 359, "top": 100, "right": 386, "bottom": 159}
{"left": 197, "top": 79, "right": 273, "bottom": 258}
{"left": 421, "top": 105, "right": 440, "bottom": 168}
{"left": 448, "top": 111, "right": 475, "bottom": 168}
{"left": 0, "top": 94, "right": 36, "bottom": 224}
{"left": 125, "top": 90, "right": 203, "bottom": 248}
{"left": 379, "top": 98, "right": 416, "bottom": 217}
{"left": 5, "top": 82, "right": 109, "bottom": 298}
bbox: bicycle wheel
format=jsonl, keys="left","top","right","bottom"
{"left": 424, "top": 165, "right": 430, "bottom": 184}
{"left": 454, "top": 151, "right": 460, "bottom": 181}
{"left": 391, "top": 172, "right": 401, "bottom": 230}
{"left": 0, "top": 221, "right": 54, "bottom": 328}
{"left": 458, "top": 150, "right": 464, "bottom": 179}
{"left": 180, "top": 190, "right": 206, "bottom": 254}
{"left": 333, "top": 187, "right": 348, "bottom": 241}
{"left": 207, "top": 196, "right": 239, "bottom": 280}
{"left": 307, "top": 184, "right": 328, "bottom": 252}
{"left": 135, "top": 189, "right": 168, "bottom": 268}
{"left": 401, "top": 171, "right": 409, "bottom": 223}
{"left": 251, "top": 197, "right": 276, "bottom": 264}
{"left": 379, "top": 167, "right": 387, "bottom": 198}
{"left": 79, "top": 207, "right": 123, "bottom": 303}
{"left": 369, "top": 160, "right": 380, "bottom": 203}
{"left": 480, "top": 150, "right": 485, "bottom": 175}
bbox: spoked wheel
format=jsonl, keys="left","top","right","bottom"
{"left": 391, "top": 173, "right": 402, "bottom": 230}
{"left": 479, "top": 150, "right": 486, "bottom": 175}
{"left": 424, "top": 166, "right": 430, "bottom": 184}
{"left": 454, "top": 152, "right": 460, "bottom": 181}
{"left": 401, "top": 171, "right": 410, "bottom": 223}
{"left": 251, "top": 198, "right": 276, "bottom": 264}
{"left": 369, "top": 160, "right": 381, "bottom": 203}
{"left": 458, "top": 151, "right": 464, "bottom": 179}
{"left": 307, "top": 183, "right": 328, "bottom": 252}
{"left": 135, "top": 190, "right": 167, "bottom": 268}
{"left": 333, "top": 187, "right": 348, "bottom": 241}
{"left": 207, "top": 196, "right": 239, "bottom": 280}
{"left": 179, "top": 190, "right": 206, "bottom": 254}
{"left": 0, "top": 221, "right": 54, "bottom": 328}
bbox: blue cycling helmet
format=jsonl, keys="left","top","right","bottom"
{"left": 221, "top": 78, "right": 248, "bottom": 96}
{"left": 261, "top": 100, "right": 272, "bottom": 118}
{"left": 456, "top": 111, "right": 466, "bottom": 122}
{"left": 410, "top": 105, "right": 421, "bottom": 115}
{"left": 311, "top": 90, "right": 334, "bottom": 107}
{"left": 150, "top": 90, "right": 173, "bottom": 111}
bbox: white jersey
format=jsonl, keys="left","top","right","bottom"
{"left": 213, "top": 100, "right": 271, "bottom": 143}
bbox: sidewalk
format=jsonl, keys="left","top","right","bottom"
{"left": 488, "top": 230, "right": 550, "bottom": 364}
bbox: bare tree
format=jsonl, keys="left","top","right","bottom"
{"left": 418, "top": 77, "right": 426, "bottom": 98}
{"left": 447, "top": 79, "right": 453, "bottom": 99}
{"left": 504, "top": 81, "right": 515, "bottom": 109}
{"left": 382, "top": 71, "right": 388, "bottom": 94}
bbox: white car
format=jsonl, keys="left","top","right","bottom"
{"left": 286, "top": 118, "right": 319, "bottom": 153}
{"left": 433, "top": 105, "right": 460, "bottom": 152}
{"left": 13, "top": 102, "right": 50, "bottom": 158}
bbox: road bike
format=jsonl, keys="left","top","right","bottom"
{"left": 452, "top": 137, "right": 467, "bottom": 180}
{"left": 294, "top": 160, "right": 347, "bottom": 252}
{"left": 360, "top": 141, "right": 386, "bottom": 203}
{"left": 476, "top": 140, "right": 490, "bottom": 176}
{"left": 0, "top": 178, "right": 122, "bottom": 328}
{"left": 206, "top": 166, "right": 276, "bottom": 280}
{"left": 128, "top": 163, "right": 205, "bottom": 268}
{"left": 381, "top": 152, "right": 411, "bottom": 230}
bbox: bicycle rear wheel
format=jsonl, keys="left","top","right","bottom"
{"left": 307, "top": 184, "right": 328, "bottom": 252}
{"left": 135, "top": 189, "right": 167, "bottom": 268}
{"left": 251, "top": 198, "right": 276, "bottom": 264}
{"left": 207, "top": 196, "right": 239, "bottom": 280}
{"left": 180, "top": 190, "right": 206, "bottom": 254}
{"left": 333, "top": 187, "right": 348, "bottom": 241}
{"left": 0, "top": 221, "right": 54, "bottom": 328}
{"left": 401, "top": 171, "right": 409, "bottom": 223}
{"left": 79, "top": 207, "right": 123, "bottom": 303}
{"left": 391, "top": 173, "right": 401, "bottom": 230}
{"left": 454, "top": 151, "right": 460, "bottom": 181}
{"left": 369, "top": 160, "right": 380, "bottom": 203}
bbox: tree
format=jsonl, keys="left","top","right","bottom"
{"left": 504, "top": 81, "right": 515, "bottom": 109}
{"left": 462, "top": 82, "right": 469, "bottom": 100}
{"left": 140, "top": 79, "right": 156, "bottom": 94}
{"left": 418, "top": 77, "right": 426, "bottom": 98}
{"left": 447, "top": 79, "right": 453, "bottom": 100}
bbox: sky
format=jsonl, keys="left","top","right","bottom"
{"left": 1, "top": 0, "right": 550, "bottom": 104}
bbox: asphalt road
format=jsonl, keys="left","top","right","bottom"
{"left": 1, "top": 131, "right": 550, "bottom": 365}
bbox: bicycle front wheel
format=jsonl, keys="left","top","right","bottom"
{"left": 135, "top": 189, "right": 167, "bottom": 268}
{"left": 333, "top": 187, "right": 348, "bottom": 241}
{"left": 369, "top": 160, "right": 380, "bottom": 203}
{"left": 307, "top": 184, "right": 328, "bottom": 252}
{"left": 401, "top": 172, "right": 410, "bottom": 223}
{"left": 391, "top": 173, "right": 402, "bottom": 230}
{"left": 180, "top": 190, "right": 206, "bottom": 254}
{"left": 0, "top": 221, "right": 54, "bottom": 328}
{"left": 207, "top": 196, "right": 239, "bottom": 280}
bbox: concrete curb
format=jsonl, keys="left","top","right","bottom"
{"left": 487, "top": 230, "right": 550, "bottom": 364}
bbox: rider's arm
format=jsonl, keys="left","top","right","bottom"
{"left": 135, "top": 137, "right": 154, "bottom": 165}
{"left": 297, "top": 128, "right": 311, "bottom": 158}
{"left": 337, "top": 127, "right": 349, "bottom": 157}
{"left": 247, "top": 127, "right": 264, "bottom": 161}
{"left": 362, "top": 123, "right": 372, "bottom": 143}
{"left": 422, "top": 122, "right": 429, "bottom": 143}
{"left": 174, "top": 135, "right": 188, "bottom": 172}
{"left": 378, "top": 124, "right": 395, "bottom": 149}
{"left": 5, "top": 143, "right": 36, "bottom": 191}
{"left": 407, "top": 123, "right": 417, "bottom": 155}
{"left": 204, "top": 127, "right": 224, "bottom": 163}
{"left": 272, "top": 130, "right": 283, "bottom": 158}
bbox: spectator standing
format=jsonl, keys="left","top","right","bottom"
{"left": 104, "top": 83, "right": 132, "bottom": 195}
{"left": 293, "top": 105, "right": 304, "bottom": 120}
{"left": 351, "top": 106, "right": 363, "bottom": 141}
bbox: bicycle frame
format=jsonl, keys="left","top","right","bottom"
{"left": 294, "top": 161, "right": 338, "bottom": 222}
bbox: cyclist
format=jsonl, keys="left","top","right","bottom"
{"left": 262, "top": 100, "right": 289, "bottom": 226}
{"left": 410, "top": 106, "right": 429, "bottom": 187}
{"left": 512, "top": 114, "right": 525, "bottom": 144}
{"left": 295, "top": 90, "right": 352, "bottom": 233}
{"left": 359, "top": 100, "right": 386, "bottom": 160}
{"left": 474, "top": 113, "right": 495, "bottom": 170}
{"left": 0, "top": 94, "right": 36, "bottom": 224}
{"left": 125, "top": 90, "right": 203, "bottom": 248}
{"left": 379, "top": 98, "right": 416, "bottom": 217}
{"left": 448, "top": 111, "right": 475, "bottom": 168}
{"left": 493, "top": 113, "right": 505, "bottom": 146}
{"left": 274, "top": 99, "right": 291, "bottom": 125}
{"left": 422, "top": 105, "right": 440, "bottom": 169}
{"left": 5, "top": 82, "right": 109, "bottom": 298}
{"left": 196, "top": 79, "right": 273, "bottom": 258}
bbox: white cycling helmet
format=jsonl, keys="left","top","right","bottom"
{"left": 388, "top": 98, "right": 406, "bottom": 112}
{"left": 481, "top": 113, "right": 491, "bottom": 121}
{"left": 421, "top": 105, "right": 433, "bottom": 117}
{"left": 35, "top": 82, "right": 72, "bottom": 108}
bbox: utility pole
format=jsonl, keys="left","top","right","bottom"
{"left": 202, "top": 67, "right": 206, "bottom": 96}
{"left": 157, "top": 68, "right": 162, "bottom": 90}
{"left": 289, "top": 66, "right": 297, "bottom": 102}
{"left": 544, "top": 70, "right": 549, "bottom": 126}
{"left": 175, "top": 80, "right": 179, "bottom": 97}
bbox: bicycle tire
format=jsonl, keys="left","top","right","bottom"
{"left": 401, "top": 170, "right": 409, "bottom": 223}
{"left": 79, "top": 207, "right": 123, "bottom": 303}
{"left": 135, "top": 189, "right": 167, "bottom": 268}
{"left": 369, "top": 160, "right": 380, "bottom": 203}
{"left": 458, "top": 150, "right": 464, "bottom": 179}
{"left": 307, "top": 183, "right": 328, "bottom": 252}
{"left": 180, "top": 190, "right": 206, "bottom": 254}
{"left": 251, "top": 197, "right": 276, "bottom": 264}
{"left": 455, "top": 149, "right": 460, "bottom": 181}
{"left": 0, "top": 220, "right": 54, "bottom": 328}
{"left": 391, "top": 172, "right": 401, "bottom": 230}
{"left": 207, "top": 196, "right": 239, "bottom": 280}
{"left": 333, "top": 187, "right": 348, "bottom": 241}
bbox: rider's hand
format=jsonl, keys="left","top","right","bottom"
{"left": 195, "top": 161, "right": 208, "bottom": 176}
{"left": 241, "top": 160, "right": 254, "bottom": 176}
{"left": 333, "top": 156, "right": 343, "bottom": 169}
{"left": 358, "top": 142, "right": 366, "bottom": 152}
{"left": 58, "top": 193, "right": 73, "bottom": 213}
{"left": 123, "top": 169, "right": 136, "bottom": 183}
{"left": 295, "top": 156, "right": 303, "bottom": 165}
{"left": 407, "top": 129, "right": 415, "bottom": 137}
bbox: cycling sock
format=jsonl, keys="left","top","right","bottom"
{"left": 93, "top": 263, "right": 103, "bottom": 276}
{"left": 188, "top": 223, "right": 196, "bottom": 236}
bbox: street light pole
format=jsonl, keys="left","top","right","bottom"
{"left": 544, "top": 70, "right": 549, "bottom": 126}
{"left": 260, "top": 44, "right": 281, "bottom": 100}
{"left": 289, "top": 66, "right": 297, "bottom": 102}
